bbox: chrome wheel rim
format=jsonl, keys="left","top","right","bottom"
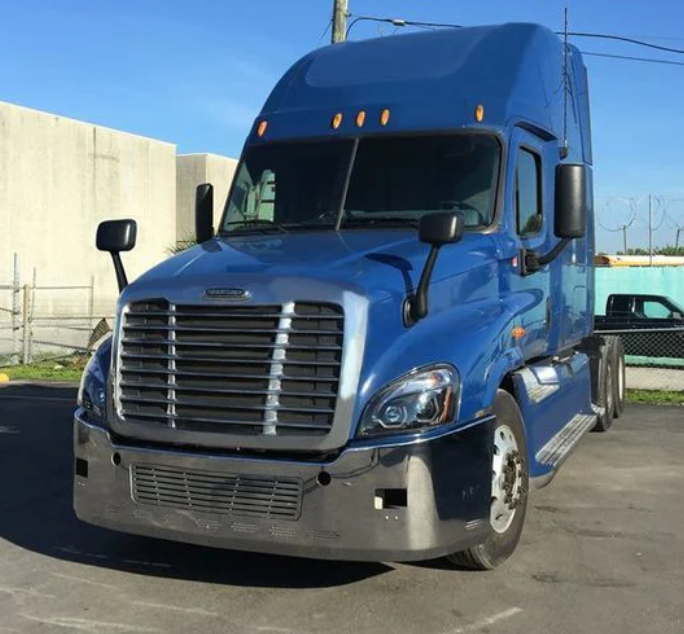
{"left": 617, "top": 356, "right": 625, "bottom": 402}
{"left": 606, "top": 363, "right": 614, "bottom": 415}
{"left": 491, "top": 424, "right": 524, "bottom": 534}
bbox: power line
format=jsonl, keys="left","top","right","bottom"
{"left": 345, "top": 13, "right": 684, "bottom": 59}
{"left": 317, "top": 17, "right": 333, "bottom": 44}
{"left": 563, "top": 31, "right": 684, "bottom": 55}
{"left": 346, "top": 15, "right": 461, "bottom": 37}
{"left": 581, "top": 51, "right": 684, "bottom": 66}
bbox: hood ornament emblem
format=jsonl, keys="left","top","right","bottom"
{"left": 204, "top": 287, "right": 251, "bottom": 301}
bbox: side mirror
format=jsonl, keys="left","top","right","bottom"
{"left": 195, "top": 183, "right": 214, "bottom": 244}
{"left": 419, "top": 212, "right": 465, "bottom": 246}
{"left": 406, "top": 212, "right": 464, "bottom": 325}
{"left": 96, "top": 219, "right": 137, "bottom": 253}
{"left": 96, "top": 219, "right": 137, "bottom": 293}
{"left": 555, "top": 164, "right": 587, "bottom": 239}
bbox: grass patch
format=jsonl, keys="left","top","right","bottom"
{"left": 0, "top": 355, "right": 87, "bottom": 382}
{"left": 627, "top": 389, "right": 684, "bottom": 406}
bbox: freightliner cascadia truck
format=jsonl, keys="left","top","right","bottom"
{"left": 74, "top": 23, "right": 625, "bottom": 569}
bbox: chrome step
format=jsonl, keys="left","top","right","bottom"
{"left": 536, "top": 412, "right": 597, "bottom": 467}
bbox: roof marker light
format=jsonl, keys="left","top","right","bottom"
{"left": 356, "top": 111, "right": 366, "bottom": 127}
{"left": 257, "top": 120, "right": 268, "bottom": 137}
{"left": 331, "top": 113, "right": 343, "bottom": 130}
{"left": 475, "top": 104, "right": 485, "bottom": 123}
{"left": 380, "top": 109, "right": 391, "bottom": 126}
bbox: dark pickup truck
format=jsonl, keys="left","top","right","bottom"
{"left": 595, "top": 294, "right": 684, "bottom": 359}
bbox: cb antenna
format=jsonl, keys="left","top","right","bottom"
{"left": 561, "top": 7, "right": 570, "bottom": 159}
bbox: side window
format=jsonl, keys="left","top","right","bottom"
{"left": 228, "top": 168, "right": 276, "bottom": 222}
{"left": 516, "top": 149, "right": 543, "bottom": 236}
{"left": 642, "top": 300, "right": 672, "bottom": 319}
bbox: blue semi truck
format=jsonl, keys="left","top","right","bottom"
{"left": 74, "top": 23, "right": 625, "bottom": 569}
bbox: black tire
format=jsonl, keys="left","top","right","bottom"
{"left": 592, "top": 341, "right": 615, "bottom": 432}
{"left": 446, "top": 390, "right": 529, "bottom": 570}
{"left": 612, "top": 337, "right": 626, "bottom": 418}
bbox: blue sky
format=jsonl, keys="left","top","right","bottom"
{"left": 2, "top": 0, "right": 684, "bottom": 252}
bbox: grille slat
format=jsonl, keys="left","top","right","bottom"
{"left": 121, "top": 352, "right": 340, "bottom": 367}
{"left": 124, "top": 325, "right": 343, "bottom": 335}
{"left": 127, "top": 310, "right": 342, "bottom": 321}
{"left": 120, "top": 381, "right": 337, "bottom": 399}
{"left": 121, "top": 410, "right": 334, "bottom": 430}
{"left": 120, "top": 394, "right": 336, "bottom": 415}
{"left": 121, "top": 338, "right": 342, "bottom": 351}
{"left": 132, "top": 465, "right": 303, "bottom": 520}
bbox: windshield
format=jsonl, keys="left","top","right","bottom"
{"left": 221, "top": 135, "right": 500, "bottom": 234}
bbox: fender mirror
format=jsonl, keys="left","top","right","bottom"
{"left": 405, "top": 212, "right": 464, "bottom": 325}
{"left": 195, "top": 183, "right": 214, "bottom": 244}
{"left": 96, "top": 219, "right": 137, "bottom": 292}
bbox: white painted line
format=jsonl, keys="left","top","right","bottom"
{"left": 448, "top": 607, "right": 523, "bottom": 633}
{"left": 0, "top": 394, "right": 75, "bottom": 403}
{"left": 51, "top": 572, "right": 118, "bottom": 591}
{"left": 0, "top": 585, "right": 56, "bottom": 600}
{"left": 20, "top": 614, "right": 160, "bottom": 633}
{"left": 133, "top": 601, "right": 221, "bottom": 618}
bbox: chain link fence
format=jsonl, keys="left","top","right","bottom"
{"left": 599, "top": 326, "right": 684, "bottom": 391}
{"left": 0, "top": 255, "right": 114, "bottom": 366}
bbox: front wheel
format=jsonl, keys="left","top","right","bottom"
{"left": 446, "top": 389, "right": 529, "bottom": 570}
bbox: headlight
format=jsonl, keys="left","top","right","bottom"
{"left": 77, "top": 337, "right": 110, "bottom": 422}
{"left": 358, "top": 365, "right": 459, "bottom": 437}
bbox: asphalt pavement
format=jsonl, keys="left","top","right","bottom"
{"left": 0, "top": 384, "right": 682, "bottom": 634}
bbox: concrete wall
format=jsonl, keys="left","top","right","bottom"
{"left": 176, "top": 153, "right": 238, "bottom": 243}
{"left": 0, "top": 101, "right": 177, "bottom": 316}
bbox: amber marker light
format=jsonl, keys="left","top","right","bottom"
{"left": 475, "top": 104, "right": 485, "bottom": 122}
{"left": 331, "top": 113, "right": 343, "bottom": 129}
{"left": 380, "top": 108, "right": 391, "bottom": 126}
{"left": 257, "top": 120, "right": 268, "bottom": 137}
{"left": 356, "top": 111, "right": 366, "bottom": 127}
{"left": 512, "top": 326, "right": 526, "bottom": 339}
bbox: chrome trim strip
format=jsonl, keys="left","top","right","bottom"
{"left": 77, "top": 411, "right": 494, "bottom": 464}
{"left": 347, "top": 415, "right": 495, "bottom": 451}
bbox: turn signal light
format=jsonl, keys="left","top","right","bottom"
{"left": 475, "top": 104, "right": 485, "bottom": 122}
{"left": 512, "top": 326, "right": 526, "bottom": 339}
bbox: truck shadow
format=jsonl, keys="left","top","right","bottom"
{"left": 0, "top": 384, "right": 390, "bottom": 588}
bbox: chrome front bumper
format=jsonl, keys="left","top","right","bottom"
{"left": 73, "top": 411, "right": 493, "bottom": 562}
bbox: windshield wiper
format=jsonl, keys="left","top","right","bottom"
{"left": 342, "top": 216, "right": 419, "bottom": 229}
{"left": 222, "top": 219, "right": 289, "bottom": 234}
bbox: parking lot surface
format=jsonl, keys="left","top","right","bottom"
{"left": 1, "top": 384, "right": 682, "bottom": 634}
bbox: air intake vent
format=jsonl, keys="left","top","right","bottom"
{"left": 118, "top": 300, "right": 343, "bottom": 437}
{"left": 132, "top": 464, "right": 302, "bottom": 520}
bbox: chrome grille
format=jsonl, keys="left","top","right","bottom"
{"left": 132, "top": 464, "right": 302, "bottom": 520}
{"left": 118, "top": 300, "right": 343, "bottom": 436}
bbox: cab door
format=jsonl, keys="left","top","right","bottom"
{"left": 506, "top": 128, "right": 558, "bottom": 359}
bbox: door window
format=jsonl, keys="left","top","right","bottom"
{"left": 516, "top": 149, "right": 543, "bottom": 236}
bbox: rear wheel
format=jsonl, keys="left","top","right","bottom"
{"left": 446, "top": 390, "right": 528, "bottom": 570}
{"left": 593, "top": 341, "right": 615, "bottom": 432}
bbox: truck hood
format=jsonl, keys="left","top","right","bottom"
{"left": 132, "top": 230, "right": 500, "bottom": 304}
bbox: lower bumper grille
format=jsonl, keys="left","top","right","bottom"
{"left": 131, "top": 464, "right": 303, "bottom": 520}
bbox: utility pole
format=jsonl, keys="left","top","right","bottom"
{"left": 332, "top": 0, "right": 348, "bottom": 44}
{"left": 648, "top": 194, "right": 653, "bottom": 266}
{"left": 676, "top": 227, "right": 682, "bottom": 251}
{"left": 621, "top": 224, "right": 627, "bottom": 254}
